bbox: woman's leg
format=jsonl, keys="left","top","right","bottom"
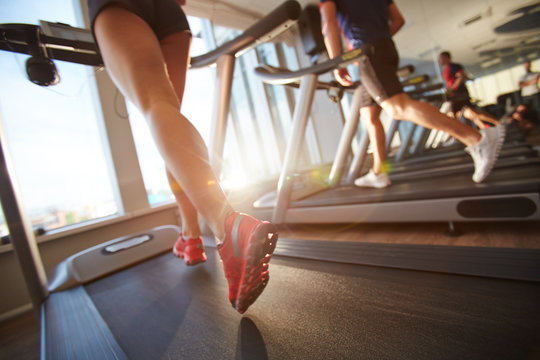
{"left": 166, "top": 169, "right": 201, "bottom": 238}
{"left": 160, "top": 30, "right": 201, "bottom": 240}
{"left": 94, "top": 4, "right": 278, "bottom": 313}
{"left": 94, "top": 6, "right": 233, "bottom": 240}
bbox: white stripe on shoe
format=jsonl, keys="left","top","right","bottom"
{"left": 231, "top": 214, "right": 243, "bottom": 257}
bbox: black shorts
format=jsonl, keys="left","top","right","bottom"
{"left": 355, "top": 37, "right": 403, "bottom": 107}
{"left": 448, "top": 96, "right": 472, "bottom": 114}
{"left": 88, "top": 0, "right": 190, "bottom": 41}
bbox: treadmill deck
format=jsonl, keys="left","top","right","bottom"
{"left": 78, "top": 248, "right": 540, "bottom": 360}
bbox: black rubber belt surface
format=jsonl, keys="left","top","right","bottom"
{"left": 85, "top": 248, "right": 540, "bottom": 360}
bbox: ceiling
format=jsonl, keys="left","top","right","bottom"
{"left": 186, "top": 0, "right": 540, "bottom": 79}
{"left": 390, "top": 0, "right": 540, "bottom": 77}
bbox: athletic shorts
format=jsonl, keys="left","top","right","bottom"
{"left": 88, "top": 0, "right": 190, "bottom": 41}
{"left": 448, "top": 96, "right": 472, "bottom": 114}
{"left": 354, "top": 37, "right": 403, "bottom": 107}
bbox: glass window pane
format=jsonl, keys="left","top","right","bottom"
{"left": 0, "top": 205, "right": 7, "bottom": 239}
{"left": 221, "top": 40, "right": 291, "bottom": 186}
{"left": 212, "top": 25, "right": 241, "bottom": 46}
{"left": 0, "top": 1, "right": 119, "bottom": 231}
{"left": 494, "top": 70, "right": 517, "bottom": 96}
{"left": 510, "top": 64, "right": 526, "bottom": 92}
{"left": 129, "top": 19, "right": 304, "bottom": 193}
{"left": 470, "top": 74, "right": 499, "bottom": 105}
{"left": 230, "top": 55, "right": 266, "bottom": 177}
{"left": 126, "top": 102, "right": 173, "bottom": 205}
{"left": 258, "top": 42, "right": 294, "bottom": 154}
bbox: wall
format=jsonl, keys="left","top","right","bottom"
{"left": 0, "top": 204, "right": 180, "bottom": 320}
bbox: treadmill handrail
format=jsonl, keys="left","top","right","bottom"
{"left": 405, "top": 82, "right": 445, "bottom": 97}
{"left": 0, "top": 23, "right": 103, "bottom": 66}
{"left": 253, "top": 44, "right": 374, "bottom": 85}
{"left": 189, "top": 0, "right": 301, "bottom": 69}
{"left": 1, "top": 0, "right": 302, "bottom": 69}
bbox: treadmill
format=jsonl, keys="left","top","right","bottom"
{"left": 382, "top": 66, "right": 532, "bottom": 168}
{"left": 381, "top": 84, "right": 539, "bottom": 183}
{"left": 2, "top": 3, "right": 540, "bottom": 359}
{"left": 0, "top": 0, "right": 300, "bottom": 356}
{"left": 249, "top": 16, "right": 540, "bottom": 224}
{"left": 332, "top": 72, "right": 539, "bottom": 184}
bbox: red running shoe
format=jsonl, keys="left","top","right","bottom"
{"left": 219, "top": 212, "right": 278, "bottom": 314}
{"left": 173, "top": 234, "right": 207, "bottom": 266}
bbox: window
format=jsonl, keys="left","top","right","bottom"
{"left": 467, "top": 59, "right": 540, "bottom": 106}
{"left": 0, "top": 0, "right": 119, "bottom": 232}
{"left": 126, "top": 103, "right": 173, "bottom": 205}
{"left": 257, "top": 42, "right": 294, "bottom": 168}
{"left": 128, "top": 20, "right": 305, "bottom": 192}
{"left": 222, "top": 39, "right": 296, "bottom": 186}
{"left": 0, "top": 205, "right": 7, "bottom": 239}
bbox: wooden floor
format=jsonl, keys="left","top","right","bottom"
{"left": 274, "top": 127, "right": 540, "bottom": 249}
{"left": 278, "top": 220, "right": 540, "bottom": 248}
{"left": 0, "top": 311, "right": 40, "bottom": 360}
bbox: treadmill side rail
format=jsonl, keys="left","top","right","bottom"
{"left": 255, "top": 193, "right": 540, "bottom": 223}
{"left": 42, "top": 286, "right": 128, "bottom": 360}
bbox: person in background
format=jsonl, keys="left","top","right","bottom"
{"left": 508, "top": 104, "right": 534, "bottom": 134}
{"left": 438, "top": 51, "right": 499, "bottom": 129}
{"left": 518, "top": 61, "right": 540, "bottom": 124}
{"left": 319, "top": 0, "right": 505, "bottom": 188}
{"left": 88, "top": 0, "right": 277, "bottom": 314}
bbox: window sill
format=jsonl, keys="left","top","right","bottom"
{"left": 0, "top": 201, "right": 178, "bottom": 255}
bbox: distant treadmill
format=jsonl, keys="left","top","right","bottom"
{"left": 250, "top": 36, "right": 540, "bottom": 225}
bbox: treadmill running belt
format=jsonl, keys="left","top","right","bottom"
{"left": 85, "top": 248, "right": 540, "bottom": 359}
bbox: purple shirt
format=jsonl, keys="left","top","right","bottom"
{"left": 320, "top": 0, "right": 393, "bottom": 48}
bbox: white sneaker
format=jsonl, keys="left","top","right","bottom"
{"left": 465, "top": 126, "right": 506, "bottom": 183}
{"left": 354, "top": 170, "right": 391, "bottom": 188}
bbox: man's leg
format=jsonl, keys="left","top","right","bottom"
{"left": 380, "top": 93, "right": 505, "bottom": 183}
{"left": 380, "top": 93, "right": 481, "bottom": 146}
{"left": 354, "top": 105, "right": 391, "bottom": 188}
{"left": 462, "top": 106, "right": 500, "bottom": 127}
{"left": 360, "top": 105, "right": 385, "bottom": 174}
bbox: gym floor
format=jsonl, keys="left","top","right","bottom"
{"left": 1, "top": 219, "right": 539, "bottom": 359}
{"left": 2, "top": 128, "right": 539, "bottom": 359}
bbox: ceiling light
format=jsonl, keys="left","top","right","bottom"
{"left": 480, "top": 58, "right": 502, "bottom": 68}
{"left": 461, "top": 7, "right": 492, "bottom": 27}
{"left": 472, "top": 39, "right": 496, "bottom": 51}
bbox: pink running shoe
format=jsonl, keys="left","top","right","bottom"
{"left": 219, "top": 212, "right": 278, "bottom": 314}
{"left": 173, "top": 234, "right": 207, "bottom": 266}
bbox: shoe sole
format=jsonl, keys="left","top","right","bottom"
{"left": 473, "top": 126, "right": 506, "bottom": 183}
{"left": 354, "top": 182, "right": 391, "bottom": 189}
{"left": 234, "top": 222, "right": 278, "bottom": 314}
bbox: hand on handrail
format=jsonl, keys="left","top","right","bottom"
{"left": 333, "top": 67, "right": 353, "bottom": 87}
